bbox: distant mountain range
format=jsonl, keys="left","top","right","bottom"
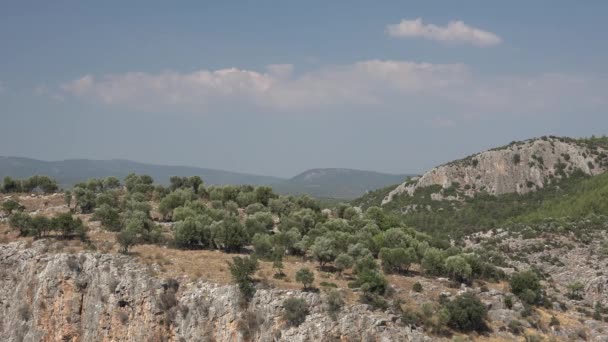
{"left": 272, "top": 168, "right": 409, "bottom": 199}
{"left": 0, "top": 157, "right": 411, "bottom": 199}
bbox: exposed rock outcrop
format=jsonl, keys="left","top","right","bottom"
{"left": 0, "top": 241, "right": 430, "bottom": 342}
{"left": 383, "top": 137, "right": 608, "bottom": 204}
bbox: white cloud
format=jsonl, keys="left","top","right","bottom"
{"left": 61, "top": 60, "right": 606, "bottom": 117}
{"left": 386, "top": 18, "right": 502, "bottom": 47}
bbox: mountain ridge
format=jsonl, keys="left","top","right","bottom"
{"left": 382, "top": 136, "right": 608, "bottom": 205}
{"left": 0, "top": 156, "right": 409, "bottom": 199}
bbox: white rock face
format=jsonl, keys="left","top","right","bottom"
{"left": 383, "top": 137, "right": 608, "bottom": 205}
{"left": 0, "top": 241, "right": 431, "bottom": 342}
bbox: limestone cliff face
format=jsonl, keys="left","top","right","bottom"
{"left": 383, "top": 137, "right": 608, "bottom": 204}
{"left": 0, "top": 242, "right": 429, "bottom": 342}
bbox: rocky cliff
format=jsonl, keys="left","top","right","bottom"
{"left": 383, "top": 137, "right": 608, "bottom": 204}
{"left": 0, "top": 241, "right": 429, "bottom": 342}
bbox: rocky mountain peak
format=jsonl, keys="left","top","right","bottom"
{"left": 383, "top": 136, "right": 608, "bottom": 204}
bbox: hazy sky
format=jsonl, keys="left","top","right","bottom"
{"left": 1, "top": 1, "right": 607, "bottom": 177}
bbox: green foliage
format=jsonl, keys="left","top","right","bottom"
{"left": 1, "top": 176, "right": 22, "bottom": 193}
{"left": 350, "top": 269, "right": 387, "bottom": 295}
{"left": 73, "top": 187, "right": 96, "bottom": 213}
{"left": 310, "top": 236, "right": 338, "bottom": 267}
{"left": 158, "top": 188, "right": 196, "bottom": 219}
{"left": 92, "top": 204, "right": 121, "bottom": 231}
{"left": 124, "top": 173, "right": 154, "bottom": 194}
{"left": 282, "top": 297, "right": 308, "bottom": 326}
{"left": 251, "top": 233, "right": 274, "bottom": 259}
{"left": 21, "top": 175, "right": 58, "bottom": 193}
{"left": 364, "top": 167, "right": 608, "bottom": 240}
{"left": 1, "top": 175, "right": 58, "bottom": 193}
{"left": 412, "top": 282, "right": 423, "bottom": 292}
{"left": 169, "top": 176, "right": 203, "bottom": 194}
{"left": 421, "top": 247, "right": 446, "bottom": 276}
{"left": 212, "top": 216, "right": 248, "bottom": 252}
{"left": 519, "top": 171, "right": 608, "bottom": 221}
{"left": 117, "top": 228, "right": 137, "bottom": 254}
{"left": 1, "top": 199, "right": 24, "bottom": 215}
{"left": 334, "top": 253, "right": 354, "bottom": 275}
{"left": 173, "top": 215, "right": 213, "bottom": 248}
{"left": 52, "top": 213, "right": 87, "bottom": 240}
{"left": 228, "top": 256, "right": 259, "bottom": 301}
{"left": 295, "top": 268, "right": 315, "bottom": 290}
{"left": 9, "top": 211, "right": 86, "bottom": 240}
{"left": 444, "top": 255, "right": 472, "bottom": 283}
{"left": 510, "top": 270, "right": 542, "bottom": 305}
{"left": 245, "top": 212, "right": 274, "bottom": 237}
{"left": 9, "top": 211, "right": 32, "bottom": 236}
{"left": 379, "top": 247, "right": 416, "bottom": 273}
{"left": 444, "top": 292, "right": 487, "bottom": 332}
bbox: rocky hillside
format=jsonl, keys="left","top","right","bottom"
{"left": 383, "top": 136, "right": 608, "bottom": 205}
{"left": 0, "top": 241, "right": 427, "bottom": 342}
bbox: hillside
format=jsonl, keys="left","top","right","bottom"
{"left": 351, "top": 136, "right": 608, "bottom": 238}
{"left": 273, "top": 168, "right": 409, "bottom": 199}
{"left": 382, "top": 136, "right": 608, "bottom": 205}
{"left": 519, "top": 170, "right": 608, "bottom": 222}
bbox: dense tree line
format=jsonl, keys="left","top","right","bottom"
{"left": 1, "top": 175, "right": 58, "bottom": 194}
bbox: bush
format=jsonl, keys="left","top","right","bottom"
{"left": 295, "top": 268, "right": 315, "bottom": 290}
{"left": 324, "top": 289, "right": 343, "bottom": 320}
{"left": 228, "top": 256, "right": 259, "bottom": 301}
{"left": 421, "top": 248, "right": 446, "bottom": 276}
{"left": 9, "top": 212, "right": 32, "bottom": 236}
{"left": 350, "top": 269, "right": 387, "bottom": 296}
{"left": 444, "top": 255, "right": 472, "bottom": 283}
{"left": 412, "top": 282, "right": 423, "bottom": 293}
{"left": 444, "top": 292, "right": 487, "bottom": 332}
{"left": 92, "top": 204, "right": 121, "bottom": 231}
{"left": 1, "top": 199, "right": 24, "bottom": 215}
{"left": 510, "top": 270, "right": 542, "bottom": 305}
{"left": 282, "top": 297, "right": 308, "bottom": 326}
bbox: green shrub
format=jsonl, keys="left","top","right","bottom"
{"left": 282, "top": 297, "right": 308, "bottom": 326}
{"left": 228, "top": 256, "right": 259, "bottom": 301}
{"left": 444, "top": 292, "right": 487, "bottom": 332}
{"left": 295, "top": 268, "right": 315, "bottom": 290}
{"left": 510, "top": 270, "right": 542, "bottom": 305}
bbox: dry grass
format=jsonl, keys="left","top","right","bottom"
{"left": 15, "top": 193, "right": 66, "bottom": 212}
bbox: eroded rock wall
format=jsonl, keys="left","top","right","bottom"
{"left": 0, "top": 242, "right": 429, "bottom": 342}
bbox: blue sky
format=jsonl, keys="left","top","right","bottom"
{"left": 1, "top": 1, "right": 607, "bottom": 177}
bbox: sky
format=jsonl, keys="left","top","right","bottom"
{"left": 1, "top": 1, "right": 607, "bottom": 177}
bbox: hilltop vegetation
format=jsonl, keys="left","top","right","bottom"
{"left": 0, "top": 157, "right": 406, "bottom": 199}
